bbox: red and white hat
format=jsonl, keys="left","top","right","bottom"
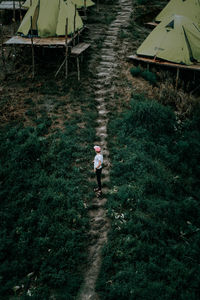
{"left": 94, "top": 145, "right": 101, "bottom": 152}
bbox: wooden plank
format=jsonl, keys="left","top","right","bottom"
{"left": 71, "top": 42, "right": 90, "bottom": 56}
{"left": 4, "top": 28, "right": 85, "bottom": 47}
{"left": 128, "top": 55, "right": 200, "bottom": 72}
{"left": 0, "top": 1, "right": 26, "bottom": 10}
{"left": 144, "top": 22, "right": 158, "bottom": 29}
{"left": 4, "top": 35, "right": 73, "bottom": 47}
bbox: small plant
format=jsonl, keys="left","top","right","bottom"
{"left": 130, "top": 66, "right": 142, "bottom": 77}
{"left": 141, "top": 70, "right": 157, "bottom": 85}
{"left": 130, "top": 67, "right": 157, "bottom": 85}
{"left": 119, "top": 29, "right": 129, "bottom": 39}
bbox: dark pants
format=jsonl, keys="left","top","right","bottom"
{"left": 96, "top": 168, "right": 102, "bottom": 190}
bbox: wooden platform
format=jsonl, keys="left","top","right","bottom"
{"left": 0, "top": 1, "right": 26, "bottom": 10}
{"left": 71, "top": 42, "right": 90, "bottom": 56}
{"left": 128, "top": 55, "right": 200, "bottom": 72}
{"left": 4, "top": 35, "right": 70, "bottom": 47}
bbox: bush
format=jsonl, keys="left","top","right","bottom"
{"left": 141, "top": 70, "right": 157, "bottom": 85}
{"left": 130, "top": 67, "right": 157, "bottom": 85}
{"left": 130, "top": 67, "right": 141, "bottom": 77}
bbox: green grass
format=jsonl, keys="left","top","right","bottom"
{"left": 96, "top": 94, "right": 200, "bottom": 300}
{"left": 0, "top": 75, "right": 97, "bottom": 299}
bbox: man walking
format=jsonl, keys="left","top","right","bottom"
{"left": 93, "top": 145, "right": 103, "bottom": 197}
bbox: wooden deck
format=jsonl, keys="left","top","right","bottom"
{"left": 4, "top": 35, "right": 71, "bottom": 47}
{"left": 71, "top": 42, "right": 90, "bottom": 56}
{"left": 0, "top": 1, "right": 26, "bottom": 10}
{"left": 128, "top": 55, "right": 200, "bottom": 72}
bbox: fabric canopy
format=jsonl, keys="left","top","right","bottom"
{"left": 19, "top": 0, "right": 83, "bottom": 37}
{"left": 155, "top": 0, "right": 200, "bottom": 26}
{"left": 137, "top": 15, "right": 200, "bottom": 65}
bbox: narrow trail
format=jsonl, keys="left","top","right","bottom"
{"left": 77, "top": 1, "right": 132, "bottom": 299}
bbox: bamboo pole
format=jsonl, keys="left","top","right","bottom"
{"left": 175, "top": 67, "right": 179, "bottom": 91}
{"left": 19, "top": 0, "right": 22, "bottom": 24}
{"left": 30, "top": 16, "right": 35, "bottom": 78}
{"left": 12, "top": 0, "right": 16, "bottom": 34}
{"left": 77, "top": 57, "right": 80, "bottom": 81}
{"left": 73, "top": 5, "right": 77, "bottom": 46}
{"left": 55, "top": 57, "right": 66, "bottom": 78}
{"left": 65, "top": 18, "right": 68, "bottom": 79}
{"left": 84, "top": 0, "right": 86, "bottom": 17}
{"left": 0, "top": 24, "right": 6, "bottom": 75}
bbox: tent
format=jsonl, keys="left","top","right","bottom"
{"left": 137, "top": 15, "right": 200, "bottom": 65}
{"left": 23, "top": 0, "right": 95, "bottom": 9}
{"left": 71, "top": 0, "right": 95, "bottom": 9}
{"left": 18, "top": 0, "right": 83, "bottom": 37}
{"left": 155, "top": 0, "right": 200, "bottom": 26}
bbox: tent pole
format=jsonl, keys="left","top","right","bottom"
{"left": 30, "top": 16, "right": 35, "bottom": 78}
{"left": 175, "top": 67, "right": 179, "bottom": 91}
{"left": 65, "top": 18, "right": 68, "bottom": 79}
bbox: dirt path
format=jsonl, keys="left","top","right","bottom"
{"left": 77, "top": 1, "right": 132, "bottom": 299}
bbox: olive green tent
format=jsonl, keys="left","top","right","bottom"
{"left": 18, "top": 0, "right": 83, "bottom": 37}
{"left": 23, "top": 0, "right": 95, "bottom": 9}
{"left": 137, "top": 15, "right": 200, "bottom": 65}
{"left": 155, "top": 0, "right": 200, "bottom": 26}
{"left": 71, "top": 0, "right": 95, "bottom": 9}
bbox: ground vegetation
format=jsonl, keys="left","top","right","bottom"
{"left": 96, "top": 94, "right": 200, "bottom": 299}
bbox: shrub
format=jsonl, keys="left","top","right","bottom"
{"left": 141, "top": 70, "right": 157, "bottom": 85}
{"left": 130, "top": 67, "right": 141, "bottom": 77}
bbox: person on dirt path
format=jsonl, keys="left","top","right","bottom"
{"left": 93, "top": 145, "right": 103, "bottom": 197}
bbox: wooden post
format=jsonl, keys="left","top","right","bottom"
{"left": 30, "top": 16, "right": 35, "bottom": 78}
{"left": 175, "top": 67, "right": 179, "bottom": 91}
{"left": 65, "top": 18, "right": 68, "bottom": 79}
{"left": 77, "top": 30, "right": 80, "bottom": 44}
{"left": 84, "top": 0, "right": 86, "bottom": 17}
{"left": 0, "top": 24, "right": 6, "bottom": 75}
{"left": 97, "top": 0, "right": 99, "bottom": 12}
{"left": 19, "top": 0, "right": 22, "bottom": 23}
{"left": 12, "top": 0, "right": 16, "bottom": 34}
{"left": 77, "top": 57, "right": 80, "bottom": 81}
{"left": 73, "top": 5, "right": 77, "bottom": 46}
